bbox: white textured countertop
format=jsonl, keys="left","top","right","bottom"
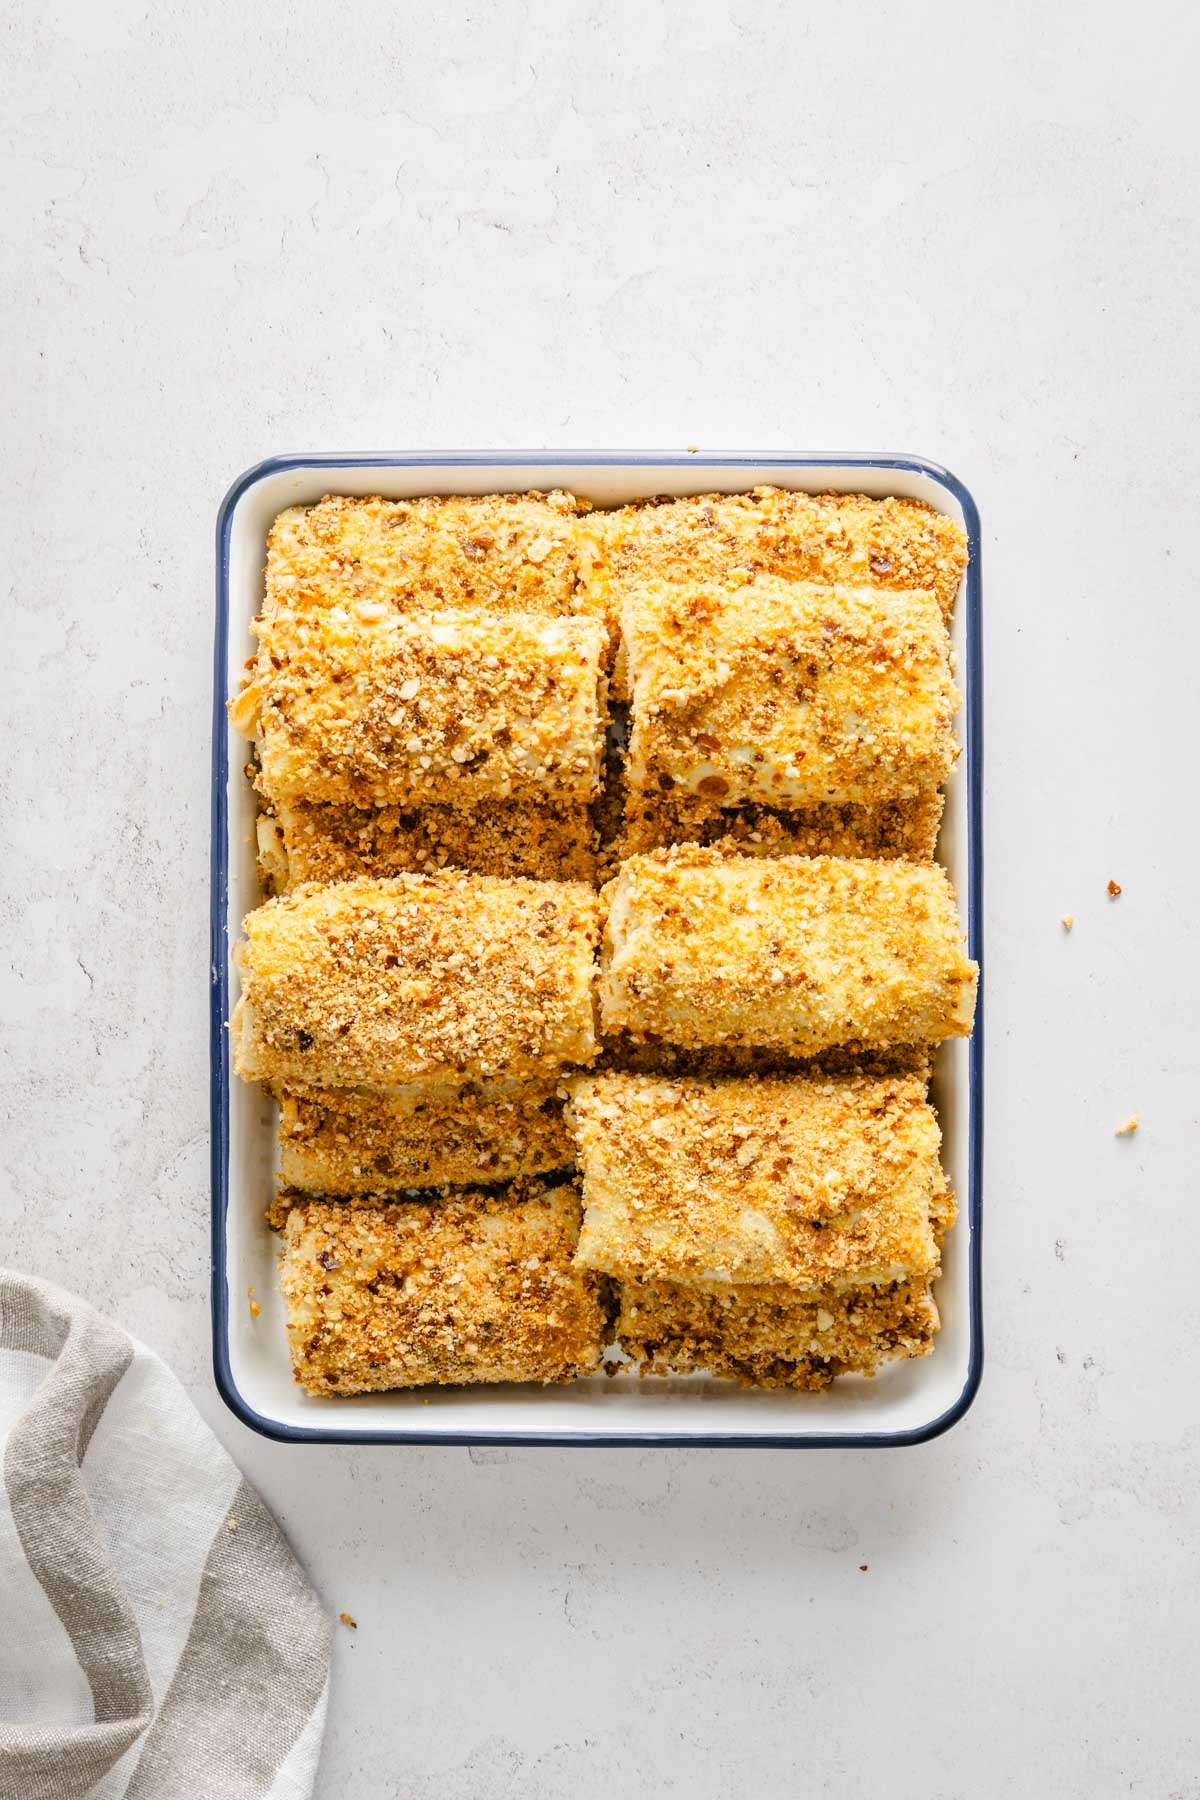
{"left": 4, "top": 3, "right": 1198, "bottom": 1793}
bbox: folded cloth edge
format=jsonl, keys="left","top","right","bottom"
{"left": 0, "top": 1269, "right": 331, "bottom": 1800}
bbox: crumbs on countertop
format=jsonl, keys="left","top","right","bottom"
{"left": 1107, "top": 879, "right": 1122, "bottom": 898}
{"left": 1115, "top": 1114, "right": 1139, "bottom": 1137}
{"left": 338, "top": 1612, "right": 357, "bottom": 1630}
{"left": 1061, "top": 913, "right": 1074, "bottom": 930}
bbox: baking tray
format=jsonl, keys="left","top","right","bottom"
{"left": 211, "top": 452, "right": 983, "bottom": 1446}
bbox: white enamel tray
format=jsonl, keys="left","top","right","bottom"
{"left": 211, "top": 452, "right": 983, "bottom": 1446}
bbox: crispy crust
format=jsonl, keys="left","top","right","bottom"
{"left": 570, "top": 1070, "right": 942, "bottom": 1289}
{"left": 601, "top": 1036, "right": 934, "bottom": 1083}
{"left": 276, "top": 1081, "right": 574, "bottom": 1196}
{"left": 616, "top": 1276, "right": 940, "bottom": 1388}
{"left": 281, "top": 1183, "right": 609, "bottom": 1393}
{"left": 622, "top": 578, "right": 957, "bottom": 809}
{"left": 581, "top": 487, "right": 967, "bottom": 698}
{"left": 262, "top": 791, "right": 939, "bottom": 893}
{"left": 271, "top": 797, "right": 599, "bottom": 888}
{"left": 599, "top": 846, "right": 977, "bottom": 1055}
{"left": 232, "top": 873, "right": 601, "bottom": 1093}
{"left": 236, "top": 609, "right": 607, "bottom": 810}
{"left": 265, "top": 490, "right": 595, "bottom": 625}
{"left": 618, "top": 791, "right": 945, "bottom": 864}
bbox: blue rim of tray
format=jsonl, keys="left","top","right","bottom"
{"left": 211, "top": 451, "right": 983, "bottom": 1447}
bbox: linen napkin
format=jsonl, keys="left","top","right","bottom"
{"left": 0, "top": 1270, "right": 331, "bottom": 1800}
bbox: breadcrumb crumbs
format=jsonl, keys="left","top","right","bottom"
{"left": 1061, "top": 914, "right": 1074, "bottom": 930}
{"left": 1115, "top": 1114, "right": 1139, "bottom": 1136}
{"left": 1107, "top": 879, "right": 1122, "bottom": 898}
{"left": 338, "top": 1613, "right": 357, "bottom": 1630}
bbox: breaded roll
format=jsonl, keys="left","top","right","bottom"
{"left": 599, "top": 847, "right": 976, "bottom": 1054}
{"left": 618, "top": 790, "right": 945, "bottom": 864}
{"left": 232, "top": 873, "right": 600, "bottom": 1095}
{"left": 264, "top": 490, "right": 592, "bottom": 625}
{"left": 232, "top": 609, "right": 606, "bottom": 810}
{"left": 276, "top": 1081, "right": 574, "bottom": 1195}
{"left": 570, "top": 1070, "right": 942, "bottom": 1289}
{"left": 621, "top": 578, "right": 957, "bottom": 809}
{"left": 265, "top": 797, "right": 598, "bottom": 890}
{"left": 282, "top": 1183, "right": 608, "bottom": 1393}
{"left": 581, "top": 486, "right": 968, "bottom": 625}
{"left": 616, "top": 1277, "right": 941, "bottom": 1388}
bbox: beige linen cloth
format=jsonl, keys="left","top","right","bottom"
{"left": 0, "top": 1271, "right": 331, "bottom": 1800}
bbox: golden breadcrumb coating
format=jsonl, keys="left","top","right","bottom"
{"left": 282, "top": 1183, "right": 609, "bottom": 1393}
{"left": 599, "top": 846, "right": 976, "bottom": 1054}
{"left": 616, "top": 1276, "right": 940, "bottom": 1388}
{"left": 262, "top": 790, "right": 938, "bottom": 894}
{"left": 603, "top": 1037, "right": 933, "bottom": 1083}
{"left": 233, "top": 608, "right": 606, "bottom": 810}
{"left": 232, "top": 873, "right": 601, "bottom": 1094}
{"left": 276, "top": 1081, "right": 574, "bottom": 1195}
{"left": 570, "top": 1071, "right": 942, "bottom": 1289}
{"left": 270, "top": 797, "right": 599, "bottom": 889}
{"left": 622, "top": 577, "right": 957, "bottom": 808}
{"left": 618, "top": 790, "right": 945, "bottom": 865}
{"left": 581, "top": 486, "right": 968, "bottom": 622}
{"left": 265, "top": 490, "right": 595, "bottom": 626}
